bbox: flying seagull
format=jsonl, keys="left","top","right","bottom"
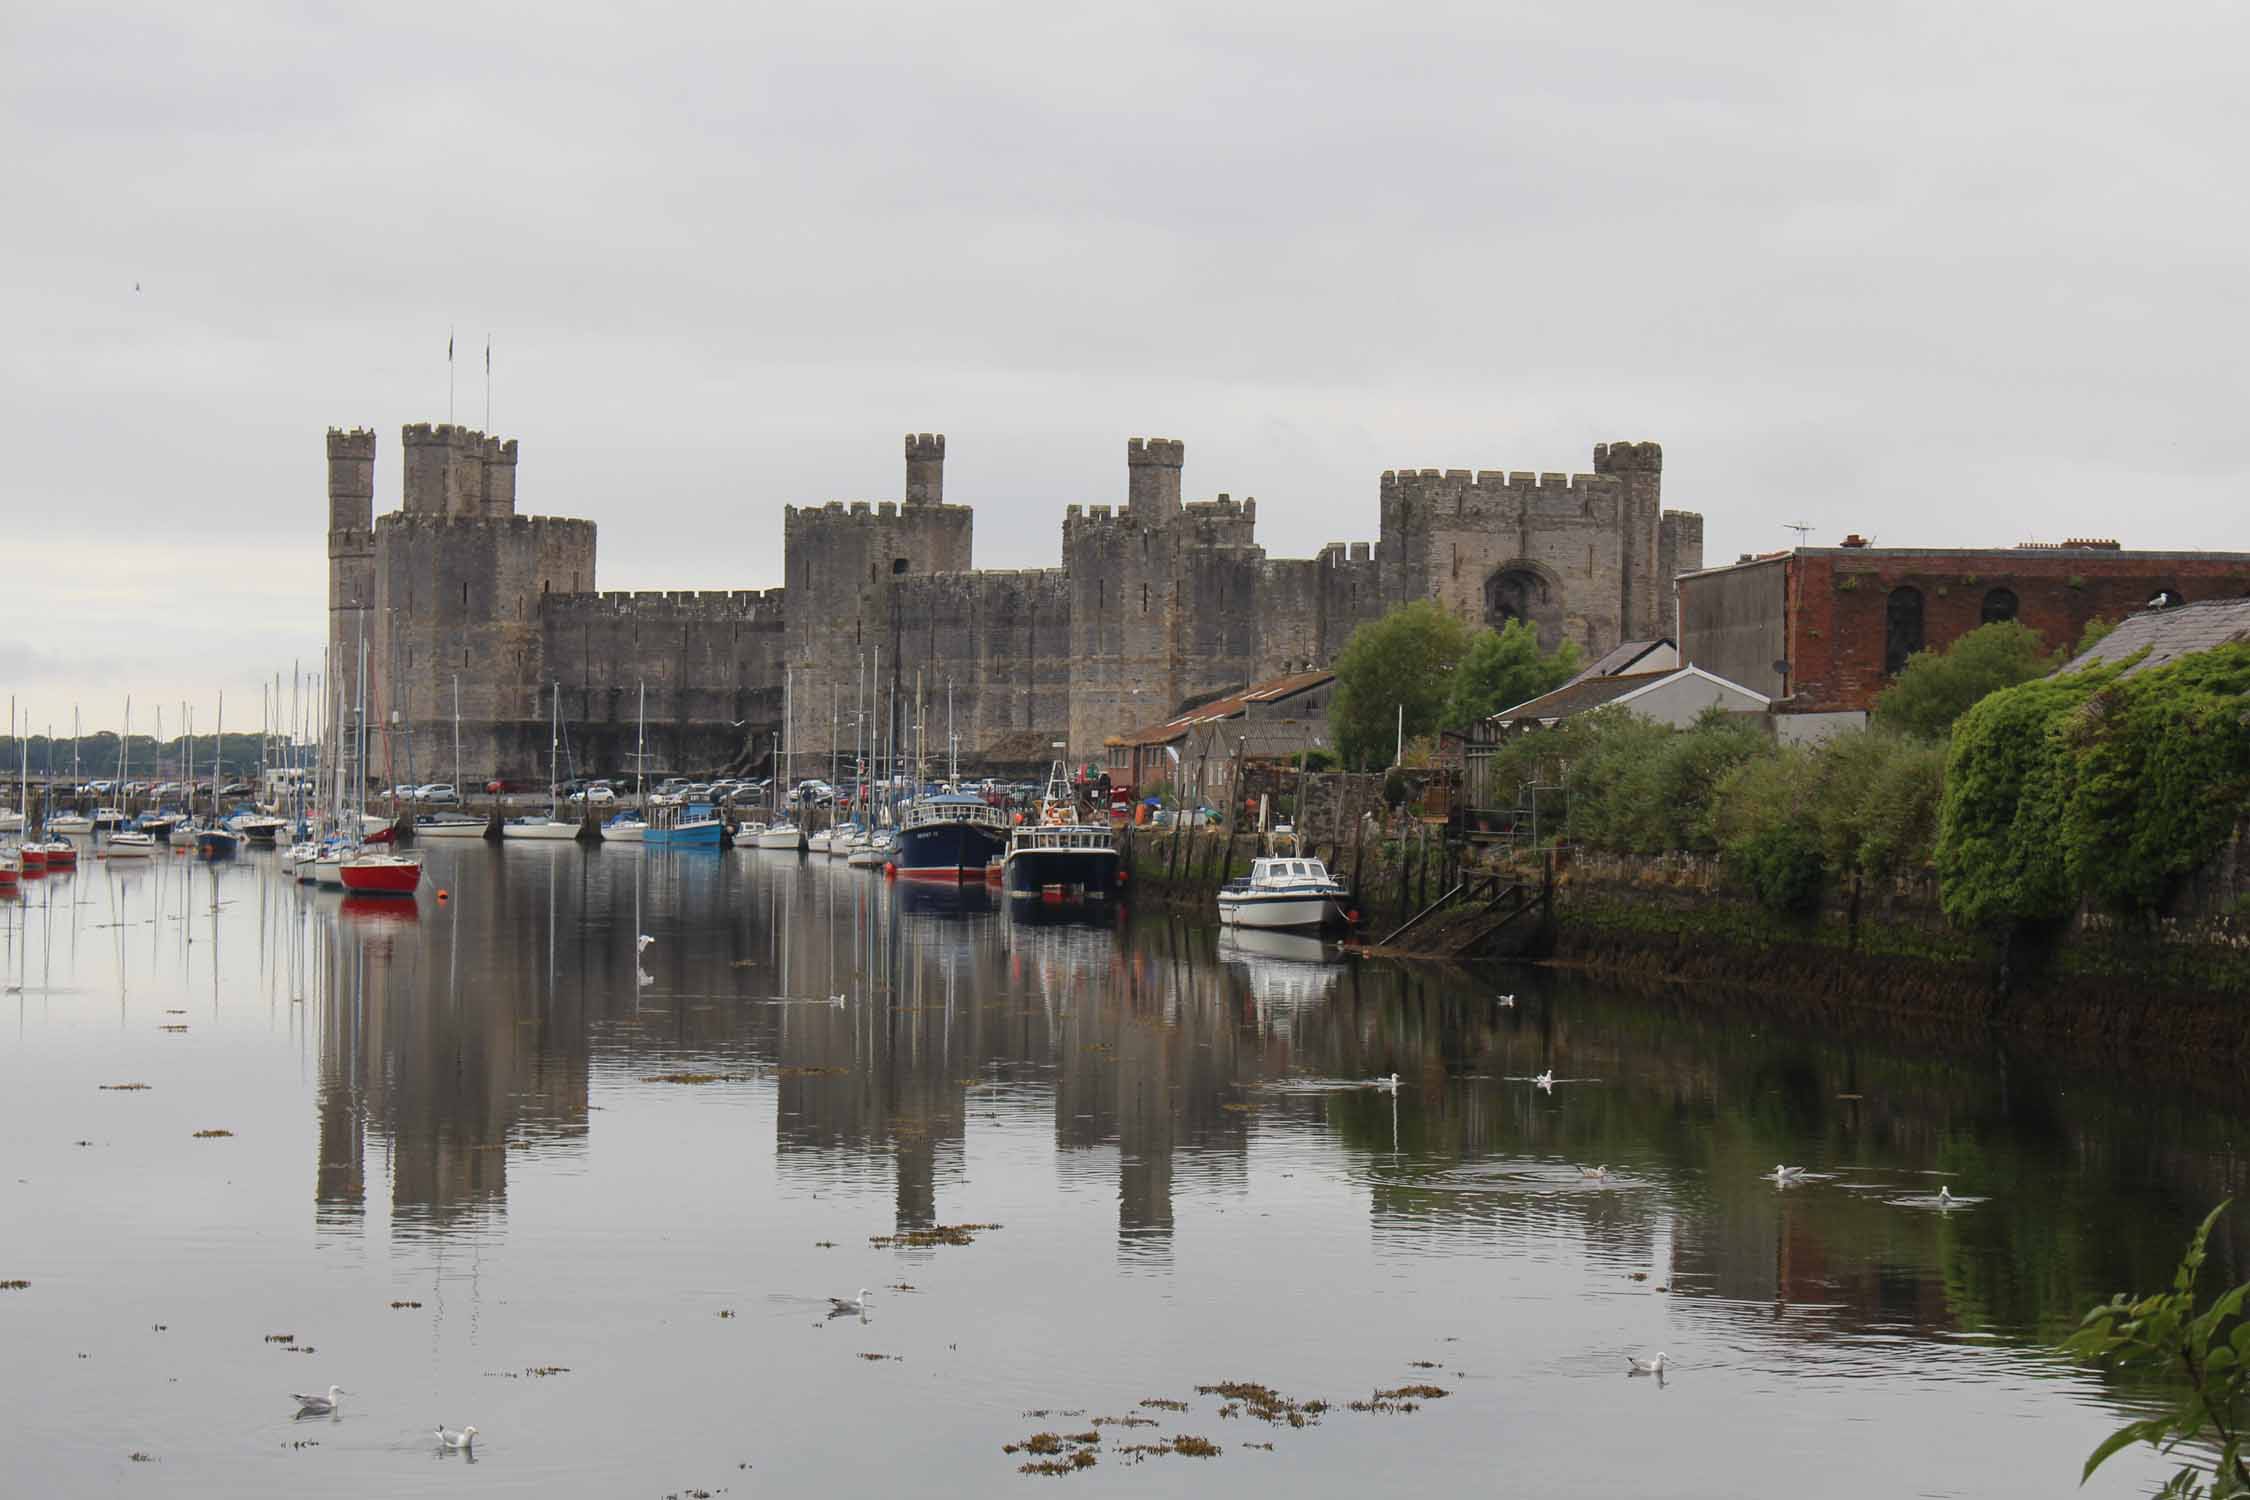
{"left": 1534, "top": 1069, "right": 1554, "bottom": 1090}
{"left": 436, "top": 1424, "right": 477, "bottom": 1450}
{"left": 636, "top": 934, "right": 654, "bottom": 954}
{"left": 1496, "top": 993, "right": 1516, "bottom": 1008}
{"left": 1626, "top": 1352, "right": 1669, "bottom": 1376}
{"left": 291, "top": 1384, "right": 346, "bottom": 1413}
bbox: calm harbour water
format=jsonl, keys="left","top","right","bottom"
{"left": 1, "top": 842, "right": 2240, "bottom": 1497}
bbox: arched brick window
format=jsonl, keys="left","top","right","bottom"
{"left": 1981, "top": 587, "right": 2018, "bottom": 624}
{"left": 1885, "top": 586, "right": 1924, "bottom": 674}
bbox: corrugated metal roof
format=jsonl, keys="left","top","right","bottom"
{"left": 2062, "top": 598, "right": 2250, "bottom": 677}
{"left": 1561, "top": 638, "right": 1672, "bottom": 688}
{"left": 1107, "top": 670, "right": 1335, "bottom": 747}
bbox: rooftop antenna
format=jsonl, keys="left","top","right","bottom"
{"left": 1783, "top": 522, "right": 1812, "bottom": 546}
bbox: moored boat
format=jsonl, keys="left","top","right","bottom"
{"left": 502, "top": 814, "right": 581, "bottom": 841}
{"left": 753, "top": 821, "right": 806, "bottom": 851}
{"left": 892, "top": 793, "right": 1009, "bottom": 880}
{"left": 1001, "top": 761, "right": 1121, "bottom": 901}
{"left": 339, "top": 851, "right": 422, "bottom": 895}
{"left": 235, "top": 813, "right": 290, "bottom": 845}
{"left": 645, "top": 801, "right": 725, "bottom": 847}
{"left": 413, "top": 812, "right": 488, "bottom": 839}
{"left": 106, "top": 830, "right": 158, "bottom": 860}
{"left": 29, "top": 838, "right": 76, "bottom": 868}
{"left": 47, "top": 812, "right": 93, "bottom": 835}
{"left": 195, "top": 826, "right": 241, "bottom": 859}
{"left": 1216, "top": 856, "right": 1348, "bottom": 931}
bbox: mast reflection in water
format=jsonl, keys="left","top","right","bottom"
{"left": 0, "top": 841, "right": 2240, "bottom": 1498}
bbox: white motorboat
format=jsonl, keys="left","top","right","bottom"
{"left": 47, "top": 813, "right": 94, "bottom": 835}
{"left": 314, "top": 846, "right": 349, "bottom": 888}
{"left": 284, "top": 841, "right": 321, "bottom": 881}
{"left": 846, "top": 830, "right": 894, "bottom": 868}
{"left": 602, "top": 812, "right": 646, "bottom": 843}
{"left": 105, "top": 830, "right": 158, "bottom": 860}
{"left": 753, "top": 822, "right": 805, "bottom": 851}
{"left": 730, "top": 820, "right": 767, "bottom": 847}
{"left": 1216, "top": 856, "right": 1348, "bottom": 930}
{"left": 807, "top": 828, "right": 832, "bottom": 855}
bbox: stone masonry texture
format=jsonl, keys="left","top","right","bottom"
{"left": 328, "top": 424, "right": 1697, "bottom": 784}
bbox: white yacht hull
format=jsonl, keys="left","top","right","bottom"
{"left": 502, "top": 818, "right": 581, "bottom": 841}
{"left": 753, "top": 825, "right": 806, "bottom": 851}
{"left": 1216, "top": 892, "right": 1338, "bottom": 930}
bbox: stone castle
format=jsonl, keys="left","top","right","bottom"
{"left": 326, "top": 423, "right": 1702, "bottom": 782}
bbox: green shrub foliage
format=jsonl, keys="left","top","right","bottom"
{"left": 1725, "top": 822, "right": 1826, "bottom": 916}
{"left": 1440, "top": 619, "right": 1580, "bottom": 731}
{"left": 1329, "top": 600, "right": 1473, "bottom": 770}
{"left": 1872, "top": 621, "right": 2058, "bottom": 740}
{"left": 1936, "top": 644, "right": 2250, "bottom": 926}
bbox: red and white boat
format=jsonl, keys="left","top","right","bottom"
{"left": 20, "top": 844, "right": 48, "bottom": 872}
{"left": 0, "top": 852, "right": 18, "bottom": 890}
{"left": 338, "top": 851, "right": 423, "bottom": 896}
{"left": 29, "top": 839, "right": 75, "bottom": 868}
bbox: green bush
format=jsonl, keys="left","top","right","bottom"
{"left": 1725, "top": 822, "right": 1826, "bottom": 916}
{"left": 1872, "top": 621, "right": 2058, "bottom": 740}
{"left": 1934, "top": 644, "right": 2250, "bottom": 926}
{"left": 1329, "top": 600, "right": 1472, "bottom": 769}
{"left": 1441, "top": 619, "right": 1580, "bottom": 729}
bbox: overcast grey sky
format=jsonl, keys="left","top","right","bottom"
{"left": 5, "top": 0, "right": 2245, "bottom": 737}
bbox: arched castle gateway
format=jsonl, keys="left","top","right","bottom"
{"left": 326, "top": 426, "right": 1701, "bottom": 782}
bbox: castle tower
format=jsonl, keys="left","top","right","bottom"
{"left": 904, "top": 433, "right": 944, "bottom": 505}
{"left": 1594, "top": 440, "right": 1664, "bottom": 639}
{"left": 325, "top": 427, "right": 377, "bottom": 690}
{"left": 1126, "top": 438, "right": 1184, "bottom": 519}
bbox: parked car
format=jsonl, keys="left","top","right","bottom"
{"left": 219, "top": 781, "right": 253, "bottom": 796}
{"left": 417, "top": 783, "right": 460, "bottom": 804}
{"left": 567, "top": 784, "right": 617, "bottom": 806}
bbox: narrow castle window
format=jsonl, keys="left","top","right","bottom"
{"left": 1981, "top": 587, "right": 2018, "bottom": 624}
{"left": 462, "top": 582, "right": 468, "bottom": 607}
{"left": 1141, "top": 583, "right": 1150, "bottom": 614}
{"left": 1885, "top": 586, "right": 1925, "bottom": 674}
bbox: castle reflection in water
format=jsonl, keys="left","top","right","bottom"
{"left": 295, "top": 844, "right": 2247, "bottom": 1346}
{"left": 307, "top": 848, "right": 1388, "bottom": 1252}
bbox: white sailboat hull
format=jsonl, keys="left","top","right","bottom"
{"left": 753, "top": 824, "right": 805, "bottom": 851}
{"left": 502, "top": 818, "right": 581, "bottom": 841}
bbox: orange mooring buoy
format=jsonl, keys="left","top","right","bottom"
{"left": 437, "top": 889, "right": 449, "bottom": 901}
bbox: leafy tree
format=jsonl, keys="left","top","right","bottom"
{"left": 2066, "top": 1202, "right": 2250, "bottom": 1497}
{"left": 1440, "top": 620, "right": 1581, "bottom": 730}
{"left": 1873, "top": 621, "right": 2059, "bottom": 740}
{"left": 1328, "top": 600, "right": 1473, "bottom": 769}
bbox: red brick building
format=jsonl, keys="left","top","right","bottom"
{"left": 1677, "top": 540, "right": 2250, "bottom": 734}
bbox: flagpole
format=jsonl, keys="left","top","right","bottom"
{"left": 484, "top": 335, "right": 492, "bottom": 432}
{"left": 447, "top": 326, "right": 455, "bottom": 424}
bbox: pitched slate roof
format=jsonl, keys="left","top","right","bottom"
{"left": 2062, "top": 598, "right": 2250, "bottom": 677}
{"left": 1561, "top": 638, "right": 1674, "bottom": 688}
{"left": 1490, "top": 665, "right": 1771, "bottom": 727}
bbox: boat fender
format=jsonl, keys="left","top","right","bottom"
{"left": 884, "top": 862, "right": 896, "bottom": 879}
{"left": 437, "top": 889, "right": 449, "bottom": 902}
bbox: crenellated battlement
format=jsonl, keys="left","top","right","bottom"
{"left": 544, "top": 587, "right": 787, "bottom": 619}
{"left": 375, "top": 512, "right": 595, "bottom": 538}
{"left": 326, "top": 426, "right": 376, "bottom": 459}
{"left": 1592, "top": 440, "right": 1663, "bottom": 474}
{"left": 1126, "top": 437, "right": 1185, "bottom": 468}
{"left": 1380, "top": 465, "right": 1619, "bottom": 524}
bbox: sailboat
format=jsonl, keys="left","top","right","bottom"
{"left": 106, "top": 699, "right": 157, "bottom": 859}
{"left": 194, "top": 693, "right": 240, "bottom": 859}
{"left": 339, "top": 634, "right": 422, "bottom": 896}
{"left": 504, "top": 682, "right": 581, "bottom": 840}
{"left": 754, "top": 670, "right": 806, "bottom": 851}
{"left": 417, "top": 675, "right": 485, "bottom": 838}
{"left": 49, "top": 709, "right": 92, "bottom": 835}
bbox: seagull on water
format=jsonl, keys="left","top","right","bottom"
{"left": 829, "top": 993, "right": 846, "bottom": 1008}
{"left": 1534, "top": 1069, "right": 1554, "bottom": 1090}
{"left": 1496, "top": 993, "right": 1516, "bottom": 1008}
{"left": 1626, "top": 1352, "right": 1669, "bottom": 1376}
{"left": 1768, "top": 1164, "right": 1806, "bottom": 1183}
{"left": 1579, "top": 1164, "right": 1608, "bottom": 1180}
{"left": 1374, "top": 1072, "right": 1401, "bottom": 1091}
{"left": 436, "top": 1424, "right": 478, "bottom": 1450}
{"left": 1938, "top": 1185, "right": 1961, "bottom": 1209}
{"left": 828, "top": 1288, "right": 873, "bottom": 1316}
{"left": 291, "top": 1385, "right": 346, "bottom": 1414}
